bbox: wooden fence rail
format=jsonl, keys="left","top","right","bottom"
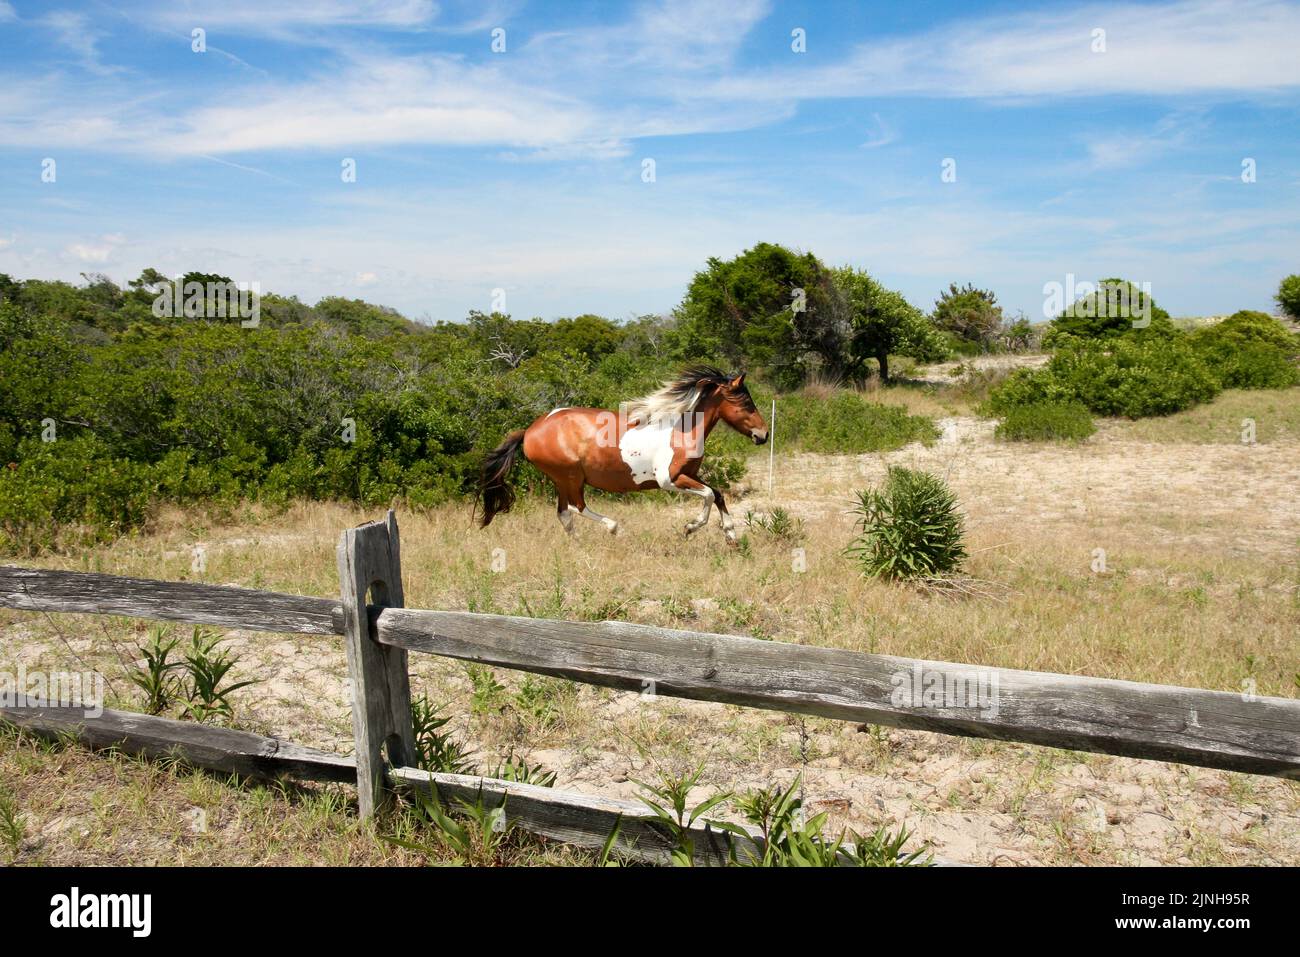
{"left": 2, "top": 510, "right": 1299, "bottom": 859}
{"left": 0, "top": 695, "right": 752, "bottom": 865}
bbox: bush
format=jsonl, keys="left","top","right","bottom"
{"left": 758, "top": 391, "right": 940, "bottom": 453}
{"left": 0, "top": 437, "right": 157, "bottom": 554}
{"left": 986, "top": 334, "right": 1220, "bottom": 419}
{"left": 994, "top": 401, "right": 1095, "bottom": 442}
{"left": 1189, "top": 310, "right": 1299, "bottom": 389}
{"left": 1042, "top": 278, "right": 1172, "bottom": 346}
{"left": 698, "top": 452, "right": 746, "bottom": 492}
{"left": 847, "top": 467, "right": 966, "bottom": 579}
{"left": 930, "top": 282, "right": 1003, "bottom": 348}
{"left": 1277, "top": 274, "right": 1300, "bottom": 320}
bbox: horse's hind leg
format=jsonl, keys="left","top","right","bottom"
{"left": 556, "top": 491, "right": 575, "bottom": 535}
{"left": 711, "top": 484, "right": 738, "bottom": 545}
{"left": 571, "top": 484, "right": 619, "bottom": 535}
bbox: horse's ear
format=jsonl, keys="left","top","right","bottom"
{"left": 730, "top": 372, "right": 746, "bottom": 388}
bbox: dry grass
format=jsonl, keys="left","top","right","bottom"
{"left": 2, "top": 385, "right": 1298, "bottom": 865}
{"left": 0, "top": 724, "right": 589, "bottom": 866}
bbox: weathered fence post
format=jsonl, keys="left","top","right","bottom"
{"left": 337, "top": 510, "right": 417, "bottom": 819}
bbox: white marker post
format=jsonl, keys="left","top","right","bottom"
{"left": 767, "top": 399, "right": 776, "bottom": 495}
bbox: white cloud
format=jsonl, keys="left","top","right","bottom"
{"left": 859, "top": 114, "right": 897, "bottom": 149}
{"left": 0, "top": 2, "right": 15, "bottom": 22}
{"left": 64, "top": 234, "right": 126, "bottom": 264}
{"left": 708, "top": 0, "right": 1300, "bottom": 101}
{"left": 10, "top": 0, "right": 1296, "bottom": 159}
{"left": 1083, "top": 111, "right": 1208, "bottom": 170}
{"left": 146, "top": 1, "right": 439, "bottom": 32}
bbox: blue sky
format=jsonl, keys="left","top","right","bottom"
{"left": 1, "top": 0, "right": 1298, "bottom": 323}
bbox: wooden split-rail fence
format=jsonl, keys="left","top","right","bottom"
{"left": 1, "top": 511, "right": 1298, "bottom": 864}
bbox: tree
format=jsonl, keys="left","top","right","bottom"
{"left": 1044, "top": 278, "right": 1172, "bottom": 345}
{"left": 549, "top": 314, "right": 624, "bottom": 361}
{"left": 832, "top": 267, "right": 946, "bottom": 383}
{"left": 1277, "top": 274, "right": 1300, "bottom": 321}
{"left": 931, "top": 282, "right": 1003, "bottom": 347}
{"left": 673, "top": 242, "right": 846, "bottom": 388}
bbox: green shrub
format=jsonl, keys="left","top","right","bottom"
{"left": 847, "top": 467, "right": 967, "bottom": 579}
{"left": 986, "top": 334, "right": 1220, "bottom": 419}
{"left": 994, "top": 401, "right": 1095, "bottom": 442}
{"left": 746, "top": 390, "right": 939, "bottom": 454}
{"left": 1042, "top": 278, "right": 1172, "bottom": 346}
{"left": 698, "top": 451, "right": 747, "bottom": 491}
{"left": 1189, "top": 311, "right": 1299, "bottom": 389}
{"left": 1277, "top": 274, "right": 1300, "bottom": 320}
{"left": 0, "top": 437, "right": 157, "bottom": 553}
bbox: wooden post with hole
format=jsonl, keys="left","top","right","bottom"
{"left": 337, "top": 509, "right": 417, "bottom": 819}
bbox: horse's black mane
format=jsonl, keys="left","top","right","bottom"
{"left": 626, "top": 365, "right": 748, "bottom": 420}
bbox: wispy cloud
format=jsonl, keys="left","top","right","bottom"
{"left": 145, "top": 0, "right": 440, "bottom": 33}
{"left": 709, "top": 0, "right": 1300, "bottom": 101}
{"left": 859, "top": 114, "right": 897, "bottom": 149}
{"left": 1083, "top": 111, "right": 1207, "bottom": 170}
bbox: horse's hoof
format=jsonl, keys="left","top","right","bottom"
{"left": 684, "top": 524, "right": 699, "bottom": 537}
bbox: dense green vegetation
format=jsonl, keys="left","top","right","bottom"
{"left": 988, "top": 297, "right": 1299, "bottom": 423}
{"left": 4, "top": 256, "right": 1296, "bottom": 553}
{"left": 993, "top": 401, "right": 1096, "bottom": 443}
{"left": 0, "top": 252, "right": 947, "bottom": 553}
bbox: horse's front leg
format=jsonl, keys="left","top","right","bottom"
{"left": 660, "top": 471, "right": 717, "bottom": 539}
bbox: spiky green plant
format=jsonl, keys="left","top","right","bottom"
{"left": 178, "top": 627, "right": 259, "bottom": 723}
{"left": 127, "top": 625, "right": 182, "bottom": 715}
{"left": 632, "top": 767, "right": 736, "bottom": 867}
{"left": 847, "top": 467, "right": 967, "bottom": 579}
{"left": 410, "top": 695, "right": 476, "bottom": 774}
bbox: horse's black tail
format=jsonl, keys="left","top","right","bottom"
{"left": 479, "top": 429, "right": 527, "bottom": 528}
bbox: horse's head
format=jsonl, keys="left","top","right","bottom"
{"left": 714, "top": 372, "right": 768, "bottom": 445}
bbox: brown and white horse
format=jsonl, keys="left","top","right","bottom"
{"left": 478, "top": 366, "right": 768, "bottom": 544}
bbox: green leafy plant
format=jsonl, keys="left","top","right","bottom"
{"left": 994, "top": 400, "right": 1095, "bottom": 442}
{"left": 745, "top": 506, "right": 805, "bottom": 543}
{"left": 178, "top": 626, "right": 259, "bottom": 723}
{"left": 411, "top": 694, "right": 476, "bottom": 774}
{"left": 931, "top": 282, "right": 1004, "bottom": 348}
{"left": 464, "top": 664, "right": 506, "bottom": 716}
{"left": 127, "top": 625, "right": 183, "bottom": 714}
{"left": 632, "top": 767, "right": 737, "bottom": 867}
{"left": 386, "top": 784, "right": 511, "bottom": 866}
{"left": 986, "top": 333, "right": 1221, "bottom": 419}
{"left": 489, "top": 750, "right": 557, "bottom": 788}
{"left": 733, "top": 775, "right": 931, "bottom": 867}
{"left": 848, "top": 467, "right": 967, "bottom": 579}
{"left": 512, "top": 675, "right": 574, "bottom": 731}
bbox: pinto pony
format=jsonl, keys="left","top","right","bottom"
{"left": 479, "top": 366, "right": 768, "bottom": 545}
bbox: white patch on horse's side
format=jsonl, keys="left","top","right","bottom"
{"left": 546, "top": 407, "right": 570, "bottom": 418}
{"left": 618, "top": 416, "right": 678, "bottom": 486}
